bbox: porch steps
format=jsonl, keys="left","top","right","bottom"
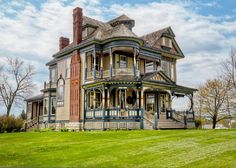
{"left": 158, "top": 113, "right": 185, "bottom": 129}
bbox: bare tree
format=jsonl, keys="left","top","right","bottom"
{"left": 197, "top": 78, "right": 230, "bottom": 129}
{"left": 221, "top": 48, "right": 236, "bottom": 127}
{"left": 221, "top": 48, "right": 236, "bottom": 87}
{"left": 0, "top": 57, "right": 35, "bottom": 116}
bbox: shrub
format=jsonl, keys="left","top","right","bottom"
{"left": 31, "top": 128, "right": 41, "bottom": 132}
{"left": 40, "top": 127, "right": 54, "bottom": 132}
{"left": 60, "top": 128, "right": 69, "bottom": 132}
{"left": 195, "top": 118, "right": 203, "bottom": 129}
{"left": 0, "top": 115, "right": 24, "bottom": 133}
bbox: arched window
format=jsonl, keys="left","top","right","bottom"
{"left": 57, "top": 76, "right": 65, "bottom": 106}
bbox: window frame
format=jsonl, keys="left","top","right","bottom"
{"left": 51, "top": 97, "right": 56, "bottom": 115}
{"left": 43, "top": 98, "right": 49, "bottom": 115}
{"left": 57, "top": 77, "right": 65, "bottom": 106}
{"left": 145, "top": 60, "right": 154, "bottom": 73}
{"left": 119, "top": 55, "right": 127, "bottom": 68}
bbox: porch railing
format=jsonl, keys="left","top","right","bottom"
{"left": 87, "top": 70, "right": 101, "bottom": 79}
{"left": 169, "top": 109, "right": 195, "bottom": 127}
{"left": 44, "top": 82, "right": 56, "bottom": 89}
{"left": 113, "top": 68, "right": 133, "bottom": 76}
{"left": 85, "top": 68, "right": 140, "bottom": 80}
{"left": 85, "top": 108, "right": 142, "bottom": 119}
{"left": 26, "top": 117, "right": 38, "bottom": 129}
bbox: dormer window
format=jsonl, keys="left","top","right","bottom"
{"left": 82, "top": 26, "right": 96, "bottom": 39}
{"left": 162, "top": 37, "right": 172, "bottom": 48}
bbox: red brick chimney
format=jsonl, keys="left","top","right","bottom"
{"left": 59, "top": 37, "right": 69, "bottom": 50}
{"left": 70, "top": 7, "right": 83, "bottom": 125}
{"left": 73, "top": 7, "right": 83, "bottom": 44}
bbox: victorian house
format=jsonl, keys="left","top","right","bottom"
{"left": 25, "top": 7, "right": 196, "bottom": 130}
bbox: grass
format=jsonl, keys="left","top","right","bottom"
{"left": 0, "top": 130, "right": 236, "bottom": 168}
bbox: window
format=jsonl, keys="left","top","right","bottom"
{"left": 66, "top": 58, "right": 70, "bottom": 78}
{"left": 171, "top": 63, "right": 175, "bottom": 80}
{"left": 120, "top": 55, "right": 127, "bottom": 68}
{"left": 86, "top": 53, "right": 93, "bottom": 72}
{"left": 145, "top": 61, "right": 154, "bottom": 73}
{"left": 51, "top": 98, "right": 56, "bottom": 115}
{"left": 43, "top": 98, "right": 48, "bottom": 115}
{"left": 57, "top": 78, "right": 65, "bottom": 106}
{"left": 161, "top": 60, "right": 170, "bottom": 77}
{"left": 93, "top": 55, "right": 100, "bottom": 71}
{"left": 162, "top": 37, "right": 172, "bottom": 48}
{"left": 50, "top": 68, "right": 57, "bottom": 83}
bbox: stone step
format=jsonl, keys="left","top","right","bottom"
{"left": 158, "top": 121, "right": 185, "bottom": 128}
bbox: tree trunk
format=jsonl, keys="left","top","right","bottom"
{"left": 6, "top": 103, "right": 12, "bottom": 117}
{"left": 212, "top": 116, "right": 217, "bottom": 129}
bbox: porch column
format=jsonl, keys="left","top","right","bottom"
{"left": 100, "top": 50, "right": 103, "bottom": 78}
{"left": 140, "top": 88, "right": 144, "bottom": 129}
{"left": 133, "top": 47, "right": 137, "bottom": 77}
{"left": 93, "top": 89, "right": 96, "bottom": 118}
{"left": 48, "top": 92, "right": 51, "bottom": 123}
{"left": 107, "top": 89, "right": 110, "bottom": 108}
{"left": 136, "top": 89, "right": 139, "bottom": 108}
{"left": 93, "top": 49, "right": 96, "bottom": 80}
{"left": 140, "top": 89, "right": 144, "bottom": 109}
{"left": 37, "top": 101, "right": 40, "bottom": 122}
{"left": 84, "top": 89, "right": 87, "bottom": 122}
{"left": 102, "top": 88, "right": 105, "bottom": 109}
{"left": 84, "top": 52, "right": 87, "bottom": 80}
{"left": 102, "top": 87, "right": 105, "bottom": 130}
{"left": 109, "top": 48, "right": 113, "bottom": 77}
{"left": 169, "top": 94, "right": 172, "bottom": 109}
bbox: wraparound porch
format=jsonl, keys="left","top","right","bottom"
{"left": 82, "top": 81, "right": 196, "bottom": 130}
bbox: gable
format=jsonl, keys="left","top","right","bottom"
{"left": 143, "top": 71, "right": 175, "bottom": 85}
{"left": 141, "top": 27, "right": 184, "bottom": 58}
{"left": 150, "top": 73, "right": 165, "bottom": 82}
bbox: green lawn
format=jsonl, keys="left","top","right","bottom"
{"left": 0, "top": 130, "right": 235, "bottom": 168}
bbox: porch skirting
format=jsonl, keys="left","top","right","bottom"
{"left": 84, "top": 121, "right": 140, "bottom": 130}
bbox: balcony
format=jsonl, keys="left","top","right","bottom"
{"left": 85, "top": 68, "right": 140, "bottom": 81}
{"left": 43, "top": 81, "right": 56, "bottom": 90}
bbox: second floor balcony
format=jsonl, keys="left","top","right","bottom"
{"left": 84, "top": 46, "right": 159, "bottom": 82}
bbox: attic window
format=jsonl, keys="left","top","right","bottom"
{"left": 162, "top": 37, "right": 172, "bottom": 48}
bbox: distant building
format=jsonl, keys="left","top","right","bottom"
{"left": 25, "top": 7, "right": 196, "bottom": 130}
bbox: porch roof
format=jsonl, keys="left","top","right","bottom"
{"left": 142, "top": 70, "right": 197, "bottom": 94}
{"left": 25, "top": 94, "right": 44, "bottom": 102}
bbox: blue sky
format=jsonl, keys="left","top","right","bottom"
{"left": 0, "top": 0, "right": 236, "bottom": 114}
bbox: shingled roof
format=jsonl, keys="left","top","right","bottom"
{"left": 140, "top": 27, "right": 170, "bottom": 47}
{"left": 51, "top": 15, "right": 181, "bottom": 60}
{"left": 107, "top": 14, "right": 134, "bottom": 24}
{"left": 140, "top": 27, "right": 183, "bottom": 57}
{"left": 83, "top": 16, "right": 111, "bottom": 29}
